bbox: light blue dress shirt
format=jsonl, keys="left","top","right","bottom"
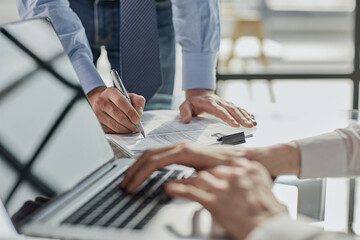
{"left": 16, "top": 0, "right": 220, "bottom": 94}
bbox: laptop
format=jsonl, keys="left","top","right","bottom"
{"left": 0, "top": 197, "right": 20, "bottom": 239}
{"left": 0, "top": 199, "right": 52, "bottom": 240}
{"left": 0, "top": 18, "right": 210, "bottom": 240}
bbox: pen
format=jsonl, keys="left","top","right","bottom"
{"left": 110, "top": 69, "right": 146, "bottom": 138}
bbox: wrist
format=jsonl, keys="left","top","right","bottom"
{"left": 263, "top": 143, "right": 301, "bottom": 177}
{"left": 185, "top": 89, "right": 215, "bottom": 98}
{"left": 246, "top": 143, "right": 300, "bottom": 177}
{"left": 87, "top": 86, "right": 106, "bottom": 99}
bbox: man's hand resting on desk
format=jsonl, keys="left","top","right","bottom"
{"left": 87, "top": 86, "right": 145, "bottom": 134}
{"left": 180, "top": 89, "right": 257, "bottom": 128}
{"left": 120, "top": 141, "right": 301, "bottom": 193}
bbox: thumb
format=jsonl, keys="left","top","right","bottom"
{"left": 179, "top": 100, "right": 193, "bottom": 123}
{"left": 129, "top": 93, "right": 146, "bottom": 116}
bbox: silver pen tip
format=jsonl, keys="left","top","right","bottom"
{"left": 141, "top": 131, "right": 146, "bottom": 138}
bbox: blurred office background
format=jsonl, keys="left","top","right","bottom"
{"left": 217, "top": 0, "right": 356, "bottom": 113}
{"left": 1, "top": 0, "right": 357, "bottom": 113}
{"left": 0, "top": 0, "right": 359, "bottom": 234}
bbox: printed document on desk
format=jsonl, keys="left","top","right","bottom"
{"left": 106, "top": 110, "right": 254, "bottom": 156}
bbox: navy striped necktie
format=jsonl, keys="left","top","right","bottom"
{"left": 119, "top": 0, "right": 163, "bottom": 101}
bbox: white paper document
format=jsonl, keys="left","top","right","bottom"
{"left": 107, "top": 110, "right": 254, "bottom": 155}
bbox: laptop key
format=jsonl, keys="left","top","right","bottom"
{"left": 102, "top": 171, "right": 167, "bottom": 227}
{"left": 63, "top": 172, "right": 125, "bottom": 225}
{"left": 133, "top": 197, "right": 170, "bottom": 230}
{"left": 62, "top": 169, "right": 184, "bottom": 230}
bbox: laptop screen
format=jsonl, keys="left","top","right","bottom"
{"left": 0, "top": 18, "right": 114, "bottom": 214}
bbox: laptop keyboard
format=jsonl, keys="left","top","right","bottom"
{"left": 62, "top": 169, "right": 183, "bottom": 230}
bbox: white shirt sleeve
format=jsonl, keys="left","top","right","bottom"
{"left": 246, "top": 214, "right": 354, "bottom": 240}
{"left": 295, "top": 124, "right": 360, "bottom": 179}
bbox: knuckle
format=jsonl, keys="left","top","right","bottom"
{"left": 142, "top": 150, "right": 153, "bottom": 159}
{"left": 143, "top": 161, "right": 156, "bottom": 171}
{"left": 208, "top": 98, "right": 217, "bottom": 106}
{"left": 138, "top": 96, "right": 146, "bottom": 104}
{"left": 180, "top": 141, "right": 190, "bottom": 148}
{"left": 193, "top": 177, "right": 202, "bottom": 186}
{"left": 179, "top": 102, "right": 186, "bottom": 110}
{"left": 221, "top": 182, "right": 230, "bottom": 192}
{"left": 248, "top": 164, "right": 260, "bottom": 172}
{"left": 198, "top": 97, "right": 206, "bottom": 104}
{"left": 117, "top": 114, "right": 128, "bottom": 123}
{"left": 224, "top": 159, "right": 238, "bottom": 166}
{"left": 222, "top": 100, "right": 232, "bottom": 108}
{"left": 116, "top": 95, "right": 127, "bottom": 106}
{"left": 249, "top": 163, "right": 265, "bottom": 175}
{"left": 227, "top": 100, "right": 235, "bottom": 106}
{"left": 126, "top": 110, "right": 138, "bottom": 121}
{"left": 197, "top": 171, "right": 207, "bottom": 180}
{"left": 93, "top": 97, "right": 104, "bottom": 108}
{"left": 235, "top": 107, "right": 243, "bottom": 114}
{"left": 203, "top": 95, "right": 212, "bottom": 100}
{"left": 251, "top": 161, "right": 262, "bottom": 169}
{"left": 108, "top": 104, "right": 116, "bottom": 115}
{"left": 179, "top": 140, "right": 190, "bottom": 146}
{"left": 114, "top": 122, "right": 125, "bottom": 133}
{"left": 179, "top": 141, "right": 192, "bottom": 151}
{"left": 143, "top": 149, "right": 152, "bottom": 156}
{"left": 93, "top": 108, "right": 102, "bottom": 117}
{"left": 148, "top": 155, "right": 159, "bottom": 164}
{"left": 213, "top": 165, "right": 224, "bottom": 174}
{"left": 228, "top": 171, "right": 239, "bottom": 181}
{"left": 212, "top": 166, "right": 227, "bottom": 176}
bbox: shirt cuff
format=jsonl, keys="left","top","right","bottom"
{"left": 246, "top": 214, "right": 321, "bottom": 240}
{"left": 182, "top": 52, "right": 217, "bottom": 90}
{"left": 71, "top": 56, "right": 105, "bottom": 94}
{"left": 295, "top": 131, "right": 348, "bottom": 179}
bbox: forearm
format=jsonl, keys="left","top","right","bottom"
{"left": 16, "top": 0, "right": 104, "bottom": 94}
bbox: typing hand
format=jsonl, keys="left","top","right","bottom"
{"left": 120, "top": 142, "right": 247, "bottom": 193}
{"left": 180, "top": 89, "right": 257, "bottom": 128}
{"left": 120, "top": 140, "right": 301, "bottom": 193}
{"left": 87, "top": 86, "right": 145, "bottom": 134}
{"left": 166, "top": 162, "right": 288, "bottom": 240}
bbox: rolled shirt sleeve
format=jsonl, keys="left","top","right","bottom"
{"left": 295, "top": 124, "right": 360, "bottom": 179}
{"left": 171, "top": 0, "right": 220, "bottom": 90}
{"left": 16, "top": 0, "right": 105, "bottom": 94}
{"left": 247, "top": 214, "right": 353, "bottom": 240}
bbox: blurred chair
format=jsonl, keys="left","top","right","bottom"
{"left": 221, "top": 7, "right": 268, "bottom": 70}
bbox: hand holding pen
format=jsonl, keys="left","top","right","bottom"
{"left": 110, "top": 70, "right": 146, "bottom": 138}
{"left": 87, "top": 71, "right": 146, "bottom": 135}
